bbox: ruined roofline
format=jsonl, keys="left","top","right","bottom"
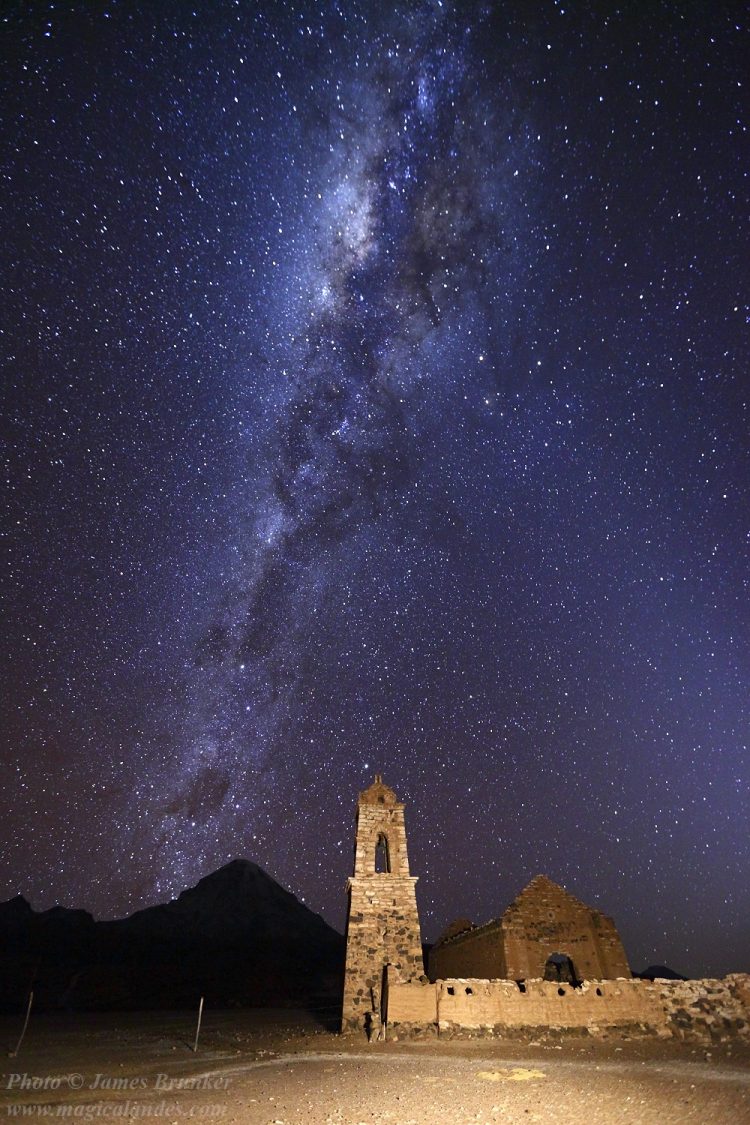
{"left": 434, "top": 874, "right": 619, "bottom": 951}
{"left": 504, "top": 874, "right": 616, "bottom": 924}
{"left": 434, "top": 914, "right": 501, "bottom": 948}
{"left": 432, "top": 874, "right": 574, "bottom": 950}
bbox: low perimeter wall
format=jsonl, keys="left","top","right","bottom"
{"left": 385, "top": 972, "right": 750, "bottom": 1041}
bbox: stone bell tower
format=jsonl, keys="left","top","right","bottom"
{"left": 341, "top": 775, "right": 424, "bottom": 1032}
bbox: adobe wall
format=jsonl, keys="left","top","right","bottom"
{"left": 429, "top": 920, "right": 506, "bottom": 982}
{"left": 385, "top": 972, "right": 750, "bottom": 1043}
{"left": 436, "top": 977, "right": 665, "bottom": 1032}
{"left": 386, "top": 977, "right": 438, "bottom": 1025}
{"left": 389, "top": 974, "right": 664, "bottom": 1033}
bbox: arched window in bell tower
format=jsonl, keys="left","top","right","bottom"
{"left": 374, "top": 833, "right": 390, "bottom": 873}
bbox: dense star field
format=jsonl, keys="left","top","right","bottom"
{"left": 2, "top": 1, "right": 748, "bottom": 978}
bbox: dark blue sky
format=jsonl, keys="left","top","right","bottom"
{"left": 2, "top": 0, "right": 748, "bottom": 977}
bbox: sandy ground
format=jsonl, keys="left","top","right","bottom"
{"left": 0, "top": 1010, "right": 748, "bottom": 1125}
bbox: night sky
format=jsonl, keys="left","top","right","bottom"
{"left": 2, "top": 1, "right": 748, "bottom": 979}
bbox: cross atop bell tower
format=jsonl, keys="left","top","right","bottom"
{"left": 341, "top": 775, "right": 424, "bottom": 1032}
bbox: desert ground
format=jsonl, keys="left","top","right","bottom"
{"left": 1, "top": 1010, "right": 748, "bottom": 1125}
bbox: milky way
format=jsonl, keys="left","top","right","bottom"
{"left": 159, "top": 5, "right": 516, "bottom": 863}
{"left": 2, "top": 1, "right": 748, "bottom": 977}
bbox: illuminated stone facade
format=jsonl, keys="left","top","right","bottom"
{"left": 341, "top": 776, "right": 424, "bottom": 1032}
{"left": 429, "top": 874, "right": 631, "bottom": 983}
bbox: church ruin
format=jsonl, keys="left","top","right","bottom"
{"left": 429, "top": 873, "right": 631, "bottom": 984}
{"left": 339, "top": 776, "right": 747, "bottom": 1038}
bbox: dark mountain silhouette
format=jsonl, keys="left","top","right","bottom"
{"left": 0, "top": 860, "right": 343, "bottom": 1013}
{"left": 634, "top": 964, "right": 688, "bottom": 981}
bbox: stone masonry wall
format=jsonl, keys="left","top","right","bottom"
{"left": 342, "top": 779, "right": 424, "bottom": 1032}
{"left": 342, "top": 874, "right": 424, "bottom": 1030}
{"left": 351, "top": 795, "right": 411, "bottom": 879}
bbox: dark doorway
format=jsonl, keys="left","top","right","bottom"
{"left": 380, "top": 963, "right": 389, "bottom": 1024}
{"left": 544, "top": 952, "right": 578, "bottom": 986}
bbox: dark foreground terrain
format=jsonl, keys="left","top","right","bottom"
{"left": 1, "top": 1010, "right": 748, "bottom": 1125}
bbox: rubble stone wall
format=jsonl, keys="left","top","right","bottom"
{"left": 656, "top": 974, "right": 750, "bottom": 1042}
{"left": 342, "top": 873, "right": 424, "bottom": 1031}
